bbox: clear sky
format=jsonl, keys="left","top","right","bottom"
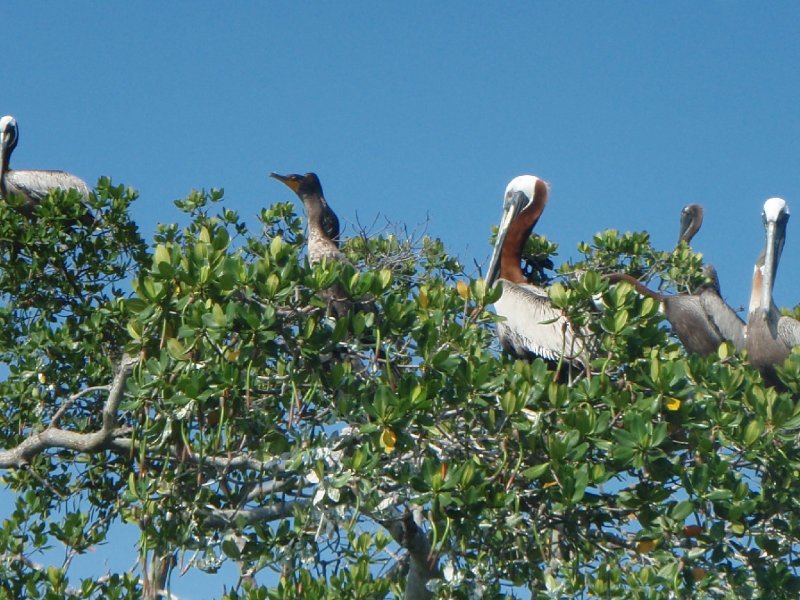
{"left": 4, "top": 2, "right": 800, "bottom": 597}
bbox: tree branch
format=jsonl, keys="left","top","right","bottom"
{"left": 199, "top": 501, "right": 299, "bottom": 529}
{"left": 0, "top": 355, "right": 138, "bottom": 469}
{"left": 48, "top": 385, "right": 111, "bottom": 429}
{"left": 105, "top": 437, "right": 290, "bottom": 475}
{"left": 379, "top": 509, "right": 439, "bottom": 600}
{"left": 1, "top": 553, "right": 85, "bottom": 597}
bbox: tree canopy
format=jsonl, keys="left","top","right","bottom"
{"left": 2, "top": 183, "right": 800, "bottom": 599}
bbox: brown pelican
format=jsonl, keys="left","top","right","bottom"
{"left": 485, "top": 175, "right": 588, "bottom": 368}
{"left": 270, "top": 171, "right": 349, "bottom": 317}
{"left": 269, "top": 172, "right": 342, "bottom": 264}
{"left": 745, "top": 197, "right": 800, "bottom": 383}
{"left": 608, "top": 268, "right": 745, "bottom": 356}
{"left": 678, "top": 204, "right": 703, "bottom": 245}
{"left": 607, "top": 204, "right": 745, "bottom": 356}
{"left": 0, "top": 115, "right": 92, "bottom": 225}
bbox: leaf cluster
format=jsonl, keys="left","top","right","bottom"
{"left": 2, "top": 188, "right": 800, "bottom": 600}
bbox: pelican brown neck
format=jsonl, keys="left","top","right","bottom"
{"left": 485, "top": 176, "right": 548, "bottom": 287}
{"left": 485, "top": 193, "right": 531, "bottom": 285}
{"left": 607, "top": 273, "right": 665, "bottom": 301}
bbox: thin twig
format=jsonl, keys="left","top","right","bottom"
{"left": 48, "top": 385, "right": 111, "bottom": 429}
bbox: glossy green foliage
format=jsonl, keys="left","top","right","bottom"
{"left": 2, "top": 187, "right": 800, "bottom": 599}
{"left": 575, "top": 229, "right": 706, "bottom": 294}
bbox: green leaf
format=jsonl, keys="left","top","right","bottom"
{"left": 166, "top": 338, "right": 189, "bottom": 361}
{"left": 126, "top": 320, "right": 142, "bottom": 341}
{"left": 378, "top": 268, "right": 392, "bottom": 290}
{"left": 154, "top": 243, "right": 170, "bottom": 267}
{"left": 743, "top": 419, "right": 764, "bottom": 446}
{"left": 613, "top": 309, "right": 628, "bottom": 334}
{"left": 522, "top": 463, "right": 550, "bottom": 481}
{"left": 471, "top": 278, "right": 486, "bottom": 303}
{"left": 270, "top": 235, "right": 284, "bottom": 258}
{"left": 670, "top": 500, "right": 694, "bottom": 521}
{"left": 221, "top": 538, "right": 241, "bottom": 559}
{"left": 549, "top": 282, "right": 568, "bottom": 308}
{"left": 706, "top": 489, "right": 733, "bottom": 501}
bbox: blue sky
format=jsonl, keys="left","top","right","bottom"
{"left": 4, "top": 3, "right": 800, "bottom": 597}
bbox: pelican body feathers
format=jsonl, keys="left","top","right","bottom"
{"left": 0, "top": 115, "right": 92, "bottom": 224}
{"left": 486, "top": 175, "right": 588, "bottom": 369}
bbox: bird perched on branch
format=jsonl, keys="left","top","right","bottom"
{"left": 270, "top": 171, "right": 350, "bottom": 318}
{"left": 485, "top": 175, "right": 589, "bottom": 371}
{"left": 608, "top": 204, "right": 744, "bottom": 356}
{"left": 270, "top": 172, "right": 343, "bottom": 264}
{"left": 745, "top": 197, "right": 800, "bottom": 386}
{"left": 0, "top": 115, "right": 93, "bottom": 226}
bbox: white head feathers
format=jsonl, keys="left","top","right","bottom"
{"left": 763, "top": 197, "right": 789, "bottom": 222}
{"left": 504, "top": 175, "right": 545, "bottom": 211}
{"left": 0, "top": 115, "right": 16, "bottom": 135}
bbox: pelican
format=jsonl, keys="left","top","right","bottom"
{"left": 745, "top": 197, "right": 800, "bottom": 383}
{"left": 485, "top": 175, "right": 588, "bottom": 369}
{"left": 269, "top": 172, "right": 342, "bottom": 264}
{"left": 607, "top": 204, "right": 745, "bottom": 356}
{"left": 608, "top": 268, "right": 745, "bottom": 356}
{"left": 0, "top": 115, "right": 92, "bottom": 224}
{"left": 678, "top": 204, "right": 703, "bottom": 245}
{"left": 270, "top": 171, "right": 349, "bottom": 317}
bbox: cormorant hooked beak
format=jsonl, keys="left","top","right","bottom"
{"left": 269, "top": 172, "right": 300, "bottom": 192}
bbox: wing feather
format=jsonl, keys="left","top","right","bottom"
{"left": 777, "top": 316, "right": 800, "bottom": 349}
{"left": 700, "top": 291, "right": 746, "bottom": 351}
{"left": 494, "top": 282, "right": 587, "bottom": 366}
{"left": 6, "top": 169, "right": 90, "bottom": 201}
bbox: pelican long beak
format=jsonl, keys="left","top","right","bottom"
{"left": 761, "top": 219, "right": 784, "bottom": 312}
{"left": 485, "top": 190, "right": 527, "bottom": 287}
{"left": 269, "top": 172, "right": 300, "bottom": 192}
{"left": 677, "top": 212, "right": 691, "bottom": 245}
{"left": 0, "top": 135, "right": 7, "bottom": 176}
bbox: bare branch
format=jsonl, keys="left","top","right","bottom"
{"left": 378, "top": 509, "right": 439, "bottom": 600}
{"left": 199, "top": 501, "right": 299, "bottom": 529}
{"left": 0, "top": 355, "right": 138, "bottom": 469}
{"left": 103, "top": 354, "right": 138, "bottom": 431}
{"left": 239, "top": 480, "right": 294, "bottom": 506}
{"left": 102, "top": 437, "right": 292, "bottom": 477}
{"left": 48, "top": 385, "right": 111, "bottom": 429}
